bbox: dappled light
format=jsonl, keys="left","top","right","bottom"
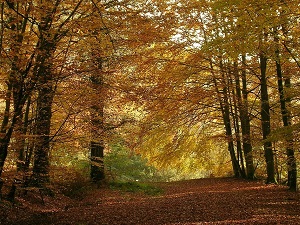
{"left": 0, "top": 0, "right": 300, "bottom": 224}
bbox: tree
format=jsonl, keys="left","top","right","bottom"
{"left": 0, "top": 0, "right": 35, "bottom": 194}
{"left": 30, "top": 0, "right": 86, "bottom": 185}
{"left": 273, "top": 10, "right": 297, "bottom": 189}
{"left": 259, "top": 48, "right": 276, "bottom": 184}
{"left": 89, "top": 59, "right": 105, "bottom": 182}
{"left": 234, "top": 58, "right": 255, "bottom": 179}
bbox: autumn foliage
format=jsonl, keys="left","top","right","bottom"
{"left": 0, "top": 0, "right": 299, "bottom": 204}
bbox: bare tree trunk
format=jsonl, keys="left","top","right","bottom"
{"left": 15, "top": 97, "right": 32, "bottom": 173}
{"left": 211, "top": 60, "right": 242, "bottom": 177}
{"left": 0, "top": 1, "right": 32, "bottom": 196}
{"left": 234, "top": 59, "right": 255, "bottom": 179}
{"left": 90, "top": 58, "right": 105, "bottom": 182}
{"left": 274, "top": 43, "right": 297, "bottom": 190}
{"left": 0, "top": 84, "right": 12, "bottom": 176}
{"left": 222, "top": 80, "right": 242, "bottom": 178}
{"left": 32, "top": 80, "right": 54, "bottom": 184}
{"left": 259, "top": 53, "right": 276, "bottom": 184}
{"left": 32, "top": 0, "right": 84, "bottom": 185}
{"left": 228, "top": 67, "right": 246, "bottom": 178}
{"left": 31, "top": 4, "right": 57, "bottom": 184}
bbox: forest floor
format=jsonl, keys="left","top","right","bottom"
{"left": 0, "top": 177, "right": 300, "bottom": 225}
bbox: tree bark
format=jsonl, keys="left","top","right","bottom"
{"left": 31, "top": 37, "right": 56, "bottom": 184}
{"left": 275, "top": 45, "right": 297, "bottom": 190}
{"left": 259, "top": 53, "right": 276, "bottom": 184}
{"left": 222, "top": 82, "right": 242, "bottom": 178}
{"left": 32, "top": 80, "right": 54, "bottom": 184}
{"left": 31, "top": 0, "right": 84, "bottom": 185}
{"left": 0, "top": 84, "right": 12, "bottom": 176}
{"left": 228, "top": 67, "right": 246, "bottom": 178}
{"left": 210, "top": 60, "right": 242, "bottom": 177}
{"left": 0, "top": 2, "right": 32, "bottom": 195}
{"left": 31, "top": 5, "right": 57, "bottom": 184}
{"left": 235, "top": 59, "right": 255, "bottom": 179}
{"left": 90, "top": 58, "right": 105, "bottom": 182}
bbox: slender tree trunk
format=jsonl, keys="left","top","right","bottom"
{"left": 259, "top": 53, "right": 276, "bottom": 184}
{"left": 0, "top": 84, "right": 12, "bottom": 176}
{"left": 0, "top": 2, "right": 31, "bottom": 195}
{"left": 200, "top": 17, "right": 241, "bottom": 177}
{"left": 229, "top": 67, "right": 246, "bottom": 178}
{"left": 275, "top": 46, "right": 297, "bottom": 190}
{"left": 0, "top": 2, "right": 4, "bottom": 55}
{"left": 24, "top": 99, "right": 35, "bottom": 172}
{"left": 21, "top": 97, "right": 33, "bottom": 171}
{"left": 234, "top": 59, "right": 255, "bottom": 179}
{"left": 210, "top": 61, "right": 242, "bottom": 177}
{"left": 222, "top": 82, "right": 242, "bottom": 177}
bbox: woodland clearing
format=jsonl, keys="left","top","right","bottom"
{"left": 0, "top": 178, "right": 299, "bottom": 225}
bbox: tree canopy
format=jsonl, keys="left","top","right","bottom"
{"left": 0, "top": 0, "right": 299, "bottom": 196}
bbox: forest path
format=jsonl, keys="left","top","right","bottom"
{"left": 1, "top": 178, "right": 300, "bottom": 224}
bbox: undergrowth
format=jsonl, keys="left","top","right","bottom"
{"left": 109, "top": 181, "right": 163, "bottom": 196}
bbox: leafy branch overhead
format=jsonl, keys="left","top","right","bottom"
{"left": 0, "top": 0, "right": 299, "bottom": 203}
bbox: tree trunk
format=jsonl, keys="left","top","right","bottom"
{"left": 30, "top": 0, "right": 84, "bottom": 185}
{"left": 21, "top": 97, "right": 33, "bottom": 171}
{"left": 259, "top": 53, "right": 276, "bottom": 184}
{"left": 0, "top": 2, "right": 31, "bottom": 195}
{"left": 235, "top": 58, "right": 255, "bottom": 179}
{"left": 228, "top": 67, "right": 246, "bottom": 178}
{"left": 222, "top": 87, "right": 242, "bottom": 178}
{"left": 31, "top": 45, "right": 55, "bottom": 184}
{"left": 0, "top": 83, "right": 12, "bottom": 176}
{"left": 32, "top": 81, "right": 54, "bottom": 185}
{"left": 31, "top": 37, "right": 55, "bottom": 185}
{"left": 90, "top": 58, "right": 105, "bottom": 182}
{"left": 211, "top": 61, "right": 242, "bottom": 177}
{"left": 275, "top": 46, "right": 297, "bottom": 190}
{"left": 90, "top": 141, "right": 105, "bottom": 182}
{"left": 31, "top": 1, "right": 61, "bottom": 185}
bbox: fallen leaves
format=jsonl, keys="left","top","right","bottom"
{"left": 1, "top": 178, "right": 299, "bottom": 224}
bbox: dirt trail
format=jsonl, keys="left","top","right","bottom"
{"left": 1, "top": 178, "right": 300, "bottom": 224}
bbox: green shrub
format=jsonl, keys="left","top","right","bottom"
{"left": 104, "top": 142, "right": 163, "bottom": 182}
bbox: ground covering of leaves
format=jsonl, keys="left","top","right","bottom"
{"left": 1, "top": 178, "right": 300, "bottom": 224}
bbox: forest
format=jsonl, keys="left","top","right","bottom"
{"left": 0, "top": 0, "right": 300, "bottom": 213}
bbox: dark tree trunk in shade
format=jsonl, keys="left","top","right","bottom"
{"left": 228, "top": 70, "right": 246, "bottom": 178}
{"left": 275, "top": 45, "right": 297, "bottom": 191}
{"left": 259, "top": 53, "right": 276, "bottom": 184}
{"left": 90, "top": 57, "right": 105, "bottom": 182}
{"left": 234, "top": 59, "right": 255, "bottom": 179}
{"left": 90, "top": 141, "right": 105, "bottom": 182}
{"left": 210, "top": 60, "right": 242, "bottom": 178}
{"left": 31, "top": 30, "right": 56, "bottom": 185}
{"left": 0, "top": 1, "right": 31, "bottom": 193}
{"left": 32, "top": 83, "right": 54, "bottom": 185}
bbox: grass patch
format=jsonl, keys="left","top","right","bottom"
{"left": 109, "top": 181, "right": 163, "bottom": 196}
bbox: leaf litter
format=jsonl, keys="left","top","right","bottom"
{"left": 1, "top": 178, "right": 299, "bottom": 224}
